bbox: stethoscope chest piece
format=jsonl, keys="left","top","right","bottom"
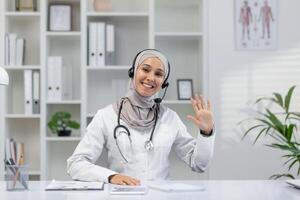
{"left": 144, "top": 140, "right": 154, "bottom": 151}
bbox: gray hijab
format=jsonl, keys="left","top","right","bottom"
{"left": 112, "top": 50, "right": 169, "bottom": 131}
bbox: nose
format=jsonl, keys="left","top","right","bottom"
{"left": 146, "top": 72, "right": 155, "bottom": 82}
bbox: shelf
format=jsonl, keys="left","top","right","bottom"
{"left": 46, "top": 137, "right": 81, "bottom": 141}
{"left": 3, "top": 65, "right": 41, "bottom": 70}
{"left": 46, "top": 100, "right": 81, "bottom": 105}
{"left": 86, "top": 12, "right": 149, "bottom": 17}
{"left": 5, "top": 12, "right": 40, "bottom": 17}
{"left": 46, "top": 31, "right": 81, "bottom": 37}
{"left": 5, "top": 170, "right": 40, "bottom": 175}
{"left": 155, "top": 32, "right": 203, "bottom": 39}
{"left": 5, "top": 114, "right": 41, "bottom": 119}
{"left": 87, "top": 65, "right": 130, "bottom": 70}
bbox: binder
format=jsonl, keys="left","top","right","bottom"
{"left": 9, "top": 33, "right": 17, "bottom": 66}
{"left": 89, "top": 23, "right": 97, "bottom": 67}
{"left": 47, "top": 57, "right": 62, "bottom": 100}
{"left": 96, "top": 23, "right": 106, "bottom": 67}
{"left": 24, "top": 70, "right": 33, "bottom": 114}
{"left": 32, "top": 70, "right": 40, "bottom": 114}
{"left": 16, "top": 38, "right": 25, "bottom": 66}
{"left": 53, "top": 59, "right": 63, "bottom": 100}
{"left": 5, "top": 33, "right": 9, "bottom": 66}
{"left": 105, "top": 24, "right": 115, "bottom": 65}
{"left": 62, "top": 66, "right": 72, "bottom": 100}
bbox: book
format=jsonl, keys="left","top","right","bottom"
{"left": 110, "top": 185, "right": 148, "bottom": 195}
{"left": 148, "top": 183, "right": 205, "bottom": 192}
{"left": 45, "top": 180, "right": 104, "bottom": 191}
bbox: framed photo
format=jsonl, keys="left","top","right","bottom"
{"left": 235, "top": 0, "right": 277, "bottom": 50}
{"left": 49, "top": 4, "right": 72, "bottom": 31}
{"left": 177, "top": 79, "right": 194, "bottom": 100}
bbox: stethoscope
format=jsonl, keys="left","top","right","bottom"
{"left": 113, "top": 97, "right": 159, "bottom": 163}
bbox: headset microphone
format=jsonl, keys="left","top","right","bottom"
{"left": 154, "top": 83, "right": 169, "bottom": 104}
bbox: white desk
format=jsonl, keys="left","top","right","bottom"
{"left": 1, "top": 180, "right": 299, "bottom": 200}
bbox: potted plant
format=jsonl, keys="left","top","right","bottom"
{"left": 48, "top": 111, "right": 80, "bottom": 137}
{"left": 240, "top": 86, "right": 300, "bottom": 179}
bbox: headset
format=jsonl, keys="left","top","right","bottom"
{"left": 128, "top": 49, "right": 170, "bottom": 103}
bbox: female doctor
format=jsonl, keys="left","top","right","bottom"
{"left": 67, "top": 49, "right": 215, "bottom": 186}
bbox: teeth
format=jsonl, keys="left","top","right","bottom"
{"left": 142, "top": 83, "right": 153, "bottom": 88}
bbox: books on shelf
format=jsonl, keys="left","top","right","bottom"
{"left": 88, "top": 22, "right": 115, "bottom": 67}
{"left": 24, "top": 69, "right": 40, "bottom": 115}
{"left": 5, "top": 33, "right": 25, "bottom": 66}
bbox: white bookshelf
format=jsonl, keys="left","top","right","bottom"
{"left": 0, "top": 0, "right": 209, "bottom": 181}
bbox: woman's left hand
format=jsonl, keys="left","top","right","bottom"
{"left": 187, "top": 94, "right": 214, "bottom": 135}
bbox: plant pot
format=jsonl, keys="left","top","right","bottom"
{"left": 58, "top": 130, "right": 71, "bottom": 137}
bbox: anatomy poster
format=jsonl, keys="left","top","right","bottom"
{"left": 235, "top": 0, "right": 277, "bottom": 50}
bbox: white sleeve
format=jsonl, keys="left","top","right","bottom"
{"left": 173, "top": 114, "right": 215, "bottom": 173}
{"left": 67, "top": 110, "right": 117, "bottom": 183}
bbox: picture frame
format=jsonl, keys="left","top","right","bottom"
{"left": 177, "top": 79, "right": 194, "bottom": 100}
{"left": 48, "top": 4, "right": 72, "bottom": 31}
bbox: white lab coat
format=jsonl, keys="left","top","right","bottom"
{"left": 67, "top": 104, "right": 215, "bottom": 183}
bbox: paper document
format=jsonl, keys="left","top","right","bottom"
{"left": 45, "top": 180, "right": 104, "bottom": 191}
{"left": 286, "top": 180, "right": 300, "bottom": 189}
{"left": 148, "top": 183, "right": 205, "bottom": 192}
{"left": 110, "top": 185, "right": 148, "bottom": 195}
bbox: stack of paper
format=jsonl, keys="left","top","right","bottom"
{"left": 110, "top": 185, "right": 148, "bottom": 195}
{"left": 45, "top": 180, "right": 104, "bottom": 191}
{"left": 148, "top": 183, "right": 205, "bottom": 192}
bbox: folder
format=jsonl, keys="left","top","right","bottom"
{"left": 5, "top": 33, "right": 9, "bottom": 66}
{"left": 105, "top": 24, "right": 115, "bottom": 65}
{"left": 47, "top": 57, "right": 62, "bottom": 100}
{"left": 16, "top": 38, "right": 25, "bottom": 66}
{"left": 89, "top": 23, "right": 97, "bottom": 67}
{"left": 62, "top": 66, "right": 72, "bottom": 100}
{"left": 96, "top": 23, "right": 106, "bottom": 67}
{"left": 9, "top": 33, "right": 17, "bottom": 66}
{"left": 24, "top": 70, "right": 33, "bottom": 115}
{"left": 32, "top": 70, "right": 40, "bottom": 114}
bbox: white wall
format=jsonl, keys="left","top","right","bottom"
{"left": 208, "top": 0, "right": 300, "bottom": 179}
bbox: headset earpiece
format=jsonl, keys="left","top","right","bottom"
{"left": 128, "top": 67, "right": 134, "bottom": 78}
{"left": 162, "top": 81, "right": 169, "bottom": 89}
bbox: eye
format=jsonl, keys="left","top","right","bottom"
{"left": 142, "top": 67, "right": 150, "bottom": 73}
{"left": 155, "top": 71, "right": 164, "bottom": 77}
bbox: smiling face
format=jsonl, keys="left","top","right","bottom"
{"left": 134, "top": 57, "right": 165, "bottom": 97}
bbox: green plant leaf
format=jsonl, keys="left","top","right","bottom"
{"left": 284, "top": 85, "right": 296, "bottom": 113}
{"left": 269, "top": 173, "right": 295, "bottom": 180}
{"left": 242, "top": 124, "right": 265, "bottom": 140}
{"left": 272, "top": 92, "right": 284, "bottom": 107}
{"left": 253, "top": 127, "right": 267, "bottom": 144}
{"left": 288, "top": 159, "right": 298, "bottom": 171}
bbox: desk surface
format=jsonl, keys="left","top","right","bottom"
{"left": 1, "top": 180, "right": 299, "bottom": 200}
